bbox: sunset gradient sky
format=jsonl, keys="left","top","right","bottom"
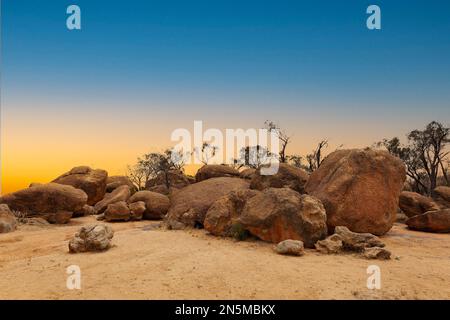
{"left": 2, "top": 0, "right": 450, "bottom": 193}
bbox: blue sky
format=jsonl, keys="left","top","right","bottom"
{"left": 3, "top": 0, "right": 450, "bottom": 113}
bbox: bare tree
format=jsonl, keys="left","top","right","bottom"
{"left": 127, "top": 148, "right": 186, "bottom": 190}
{"left": 264, "top": 120, "right": 291, "bottom": 163}
{"left": 288, "top": 154, "right": 303, "bottom": 168}
{"left": 194, "top": 142, "right": 218, "bottom": 165}
{"left": 126, "top": 164, "right": 148, "bottom": 190}
{"left": 305, "top": 139, "right": 329, "bottom": 172}
{"left": 234, "top": 145, "right": 274, "bottom": 169}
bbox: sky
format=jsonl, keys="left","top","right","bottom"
{"left": 1, "top": 0, "right": 450, "bottom": 193}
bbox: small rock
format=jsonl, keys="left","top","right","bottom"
{"left": 129, "top": 201, "right": 146, "bottom": 220}
{"left": 315, "top": 234, "right": 343, "bottom": 254}
{"left": 363, "top": 247, "right": 391, "bottom": 260}
{"left": 274, "top": 239, "right": 304, "bottom": 256}
{"left": 43, "top": 211, "right": 73, "bottom": 224}
{"left": 334, "top": 226, "right": 385, "bottom": 252}
{"left": 26, "top": 217, "right": 50, "bottom": 226}
{"left": 69, "top": 225, "right": 114, "bottom": 253}
{"left": 104, "top": 201, "right": 131, "bottom": 222}
{"left": 406, "top": 209, "right": 450, "bottom": 233}
{"left": 74, "top": 204, "right": 97, "bottom": 217}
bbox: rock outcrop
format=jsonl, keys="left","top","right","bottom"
{"left": 129, "top": 201, "right": 146, "bottom": 220}
{"left": 195, "top": 165, "right": 240, "bottom": 182}
{"left": 128, "top": 191, "right": 170, "bottom": 219}
{"left": 165, "top": 177, "right": 249, "bottom": 229}
{"left": 433, "top": 186, "right": 450, "bottom": 208}
{"left": 94, "top": 185, "right": 131, "bottom": 214}
{"left": 305, "top": 148, "right": 406, "bottom": 235}
{"left": 106, "top": 176, "right": 136, "bottom": 193}
{"left": 42, "top": 211, "right": 73, "bottom": 224}
{"left": 239, "top": 168, "right": 256, "bottom": 180}
{"left": 0, "top": 183, "right": 87, "bottom": 221}
{"left": 399, "top": 191, "right": 440, "bottom": 218}
{"left": 69, "top": 225, "right": 114, "bottom": 253}
{"left": 104, "top": 201, "right": 131, "bottom": 222}
{"left": 0, "top": 204, "right": 17, "bottom": 234}
{"left": 406, "top": 209, "right": 450, "bottom": 233}
{"left": 250, "top": 163, "right": 309, "bottom": 194}
{"left": 52, "top": 166, "right": 108, "bottom": 205}
{"left": 239, "top": 188, "right": 327, "bottom": 247}
{"left": 204, "top": 190, "right": 259, "bottom": 237}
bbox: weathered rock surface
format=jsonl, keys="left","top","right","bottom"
{"left": 250, "top": 163, "right": 309, "bottom": 194}
{"left": 0, "top": 183, "right": 88, "bottom": 216}
{"left": 396, "top": 212, "right": 409, "bottom": 224}
{"left": 94, "top": 185, "right": 131, "bottom": 214}
{"left": 399, "top": 191, "right": 440, "bottom": 218}
{"left": 106, "top": 176, "right": 136, "bottom": 193}
{"left": 363, "top": 247, "right": 391, "bottom": 260}
{"left": 165, "top": 177, "right": 250, "bottom": 229}
{"left": 314, "top": 234, "right": 343, "bottom": 254}
{"left": 334, "top": 226, "right": 385, "bottom": 252}
{"left": 195, "top": 165, "right": 240, "bottom": 182}
{"left": 68, "top": 225, "right": 114, "bottom": 253}
{"left": 0, "top": 204, "right": 17, "bottom": 234}
{"left": 129, "top": 201, "right": 146, "bottom": 220}
{"left": 239, "top": 188, "right": 327, "bottom": 247}
{"left": 128, "top": 191, "right": 170, "bottom": 219}
{"left": 204, "top": 190, "right": 259, "bottom": 237}
{"left": 104, "top": 201, "right": 131, "bottom": 222}
{"left": 52, "top": 166, "right": 108, "bottom": 205}
{"left": 305, "top": 148, "right": 406, "bottom": 235}
{"left": 73, "top": 204, "right": 97, "bottom": 217}
{"left": 42, "top": 211, "right": 73, "bottom": 224}
{"left": 433, "top": 186, "right": 450, "bottom": 208}
{"left": 406, "top": 209, "right": 450, "bottom": 233}
{"left": 239, "top": 168, "right": 256, "bottom": 180}
{"left": 274, "top": 240, "right": 304, "bottom": 256}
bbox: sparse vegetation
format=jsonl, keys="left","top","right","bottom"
{"left": 378, "top": 121, "right": 449, "bottom": 195}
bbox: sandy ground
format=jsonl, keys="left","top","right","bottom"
{"left": 0, "top": 216, "right": 449, "bottom": 300}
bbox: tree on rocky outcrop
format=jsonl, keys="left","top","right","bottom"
{"left": 305, "top": 140, "right": 329, "bottom": 172}
{"left": 264, "top": 120, "right": 291, "bottom": 163}
{"left": 127, "top": 149, "right": 186, "bottom": 190}
{"left": 193, "top": 142, "right": 218, "bottom": 165}
{"left": 379, "top": 121, "right": 449, "bottom": 196}
{"left": 232, "top": 145, "right": 274, "bottom": 169}
{"left": 288, "top": 154, "right": 303, "bottom": 169}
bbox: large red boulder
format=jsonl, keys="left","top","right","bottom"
{"left": 305, "top": 149, "right": 406, "bottom": 235}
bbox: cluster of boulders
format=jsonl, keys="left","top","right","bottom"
{"left": 164, "top": 149, "right": 407, "bottom": 259}
{"left": 1, "top": 147, "right": 449, "bottom": 258}
{"left": 399, "top": 186, "right": 450, "bottom": 233}
{"left": 0, "top": 166, "right": 172, "bottom": 232}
